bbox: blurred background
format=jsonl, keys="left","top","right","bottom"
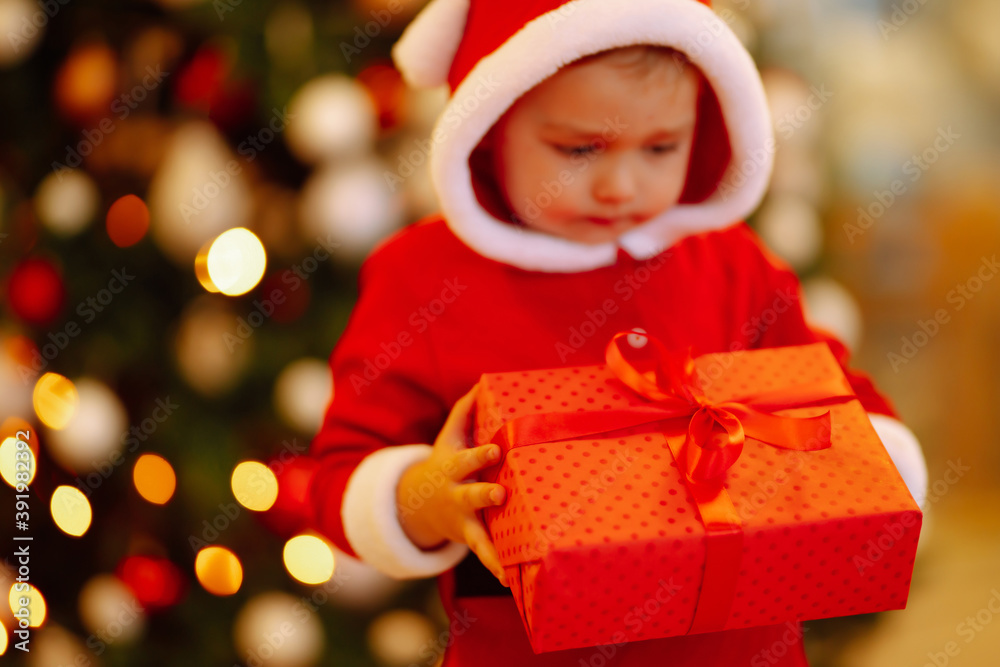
{"left": 0, "top": 0, "right": 998, "bottom": 664}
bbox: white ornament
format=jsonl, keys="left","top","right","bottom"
{"left": 26, "top": 626, "right": 89, "bottom": 667}
{"left": 756, "top": 194, "right": 822, "bottom": 271}
{"left": 285, "top": 74, "right": 377, "bottom": 164}
{"left": 769, "top": 147, "right": 823, "bottom": 202}
{"left": 762, "top": 68, "right": 821, "bottom": 150}
{"left": 46, "top": 378, "right": 128, "bottom": 473}
{"left": 173, "top": 295, "right": 251, "bottom": 397}
{"left": 0, "top": 0, "right": 45, "bottom": 66}
{"left": 325, "top": 546, "right": 403, "bottom": 612}
{"left": 78, "top": 574, "right": 145, "bottom": 645}
{"left": 148, "top": 121, "right": 252, "bottom": 265}
{"left": 802, "top": 277, "right": 863, "bottom": 353}
{"left": 34, "top": 169, "right": 100, "bottom": 237}
{"left": 367, "top": 609, "right": 437, "bottom": 667}
{"left": 273, "top": 358, "right": 332, "bottom": 435}
{"left": 298, "top": 158, "right": 404, "bottom": 260}
{"left": 233, "top": 591, "right": 324, "bottom": 667}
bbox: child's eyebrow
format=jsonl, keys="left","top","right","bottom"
{"left": 540, "top": 121, "right": 607, "bottom": 136}
{"left": 540, "top": 121, "right": 694, "bottom": 139}
{"left": 646, "top": 125, "right": 695, "bottom": 139}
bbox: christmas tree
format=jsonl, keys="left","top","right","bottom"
{"left": 1, "top": 0, "right": 450, "bottom": 664}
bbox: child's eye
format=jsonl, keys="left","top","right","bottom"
{"left": 647, "top": 143, "right": 679, "bottom": 155}
{"left": 556, "top": 144, "right": 597, "bottom": 156}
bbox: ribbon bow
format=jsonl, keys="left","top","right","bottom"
{"left": 605, "top": 330, "right": 845, "bottom": 483}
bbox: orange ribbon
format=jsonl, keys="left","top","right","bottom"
{"left": 604, "top": 330, "right": 848, "bottom": 483}
{"left": 489, "top": 330, "right": 856, "bottom": 635}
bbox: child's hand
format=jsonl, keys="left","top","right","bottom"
{"left": 396, "top": 383, "right": 509, "bottom": 586}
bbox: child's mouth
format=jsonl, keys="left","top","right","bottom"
{"left": 585, "top": 216, "right": 643, "bottom": 227}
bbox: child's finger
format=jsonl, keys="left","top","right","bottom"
{"left": 449, "top": 444, "right": 500, "bottom": 480}
{"left": 435, "top": 383, "right": 480, "bottom": 452}
{"left": 453, "top": 481, "right": 506, "bottom": 510}
{"left": 462, "top": 518, "right": 508, "bottom": 587}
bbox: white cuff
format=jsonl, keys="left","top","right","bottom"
{"left": 867, "top": 413, "right": 929, "bottom": 510}
{"left": 341, "top": 444, "right": 469, "bottom": 579}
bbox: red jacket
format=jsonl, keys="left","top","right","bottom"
{"left": 309, "top": 215, "right": 899, "bottom": 666}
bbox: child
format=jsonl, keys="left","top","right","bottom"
{"left": 310, "top": 1, "right": 929, "bottom": 665}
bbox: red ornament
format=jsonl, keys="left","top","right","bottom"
{"left": 5, "top": 257, "right": 65, "bottom": 326}
{"left": 209, "top": 78, "right": 258, "bottom": 132}
{"left": 106, "top": 194, "right": 150, "bottom": 248}
{"left": 256, "top": 271, "right": 310, "bottom": 324}
{"left": 259, "top": 455, "right": 317, "bottom": 538}
{"left": 116, "top": 555, "right": 187, "bottom": 610}
{"left": 357, "top": 61, "right": 407, "bottom": 132}
{"left": 175, "top": 45, "right": 230, "bottom": 113}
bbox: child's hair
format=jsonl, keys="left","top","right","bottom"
{"left": 570, "top": 44, "right": 694, "bottom": 80}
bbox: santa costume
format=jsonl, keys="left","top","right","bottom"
{"left": 309, "top": 0, "right": 929, "bottom": 664}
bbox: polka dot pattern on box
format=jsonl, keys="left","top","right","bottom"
{"left": 473, "top": 343, "right": 922, "bottom": 653}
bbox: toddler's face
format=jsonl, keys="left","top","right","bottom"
{"left": 488, "top": 53, "right": 699, "bottom": 245}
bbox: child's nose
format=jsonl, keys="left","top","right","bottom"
{"left": 591, "top": 156, "right": 638, "bottom": 205}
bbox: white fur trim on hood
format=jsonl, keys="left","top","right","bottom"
{"left": 410, "top": 0, "right": 773, "bottom": 273}
{"left": 391, "top": 0, "right": 470, "bottom": 88}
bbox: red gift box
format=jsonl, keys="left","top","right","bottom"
{"left": 472, "top": 331, "right": 922, "bottom": 654}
